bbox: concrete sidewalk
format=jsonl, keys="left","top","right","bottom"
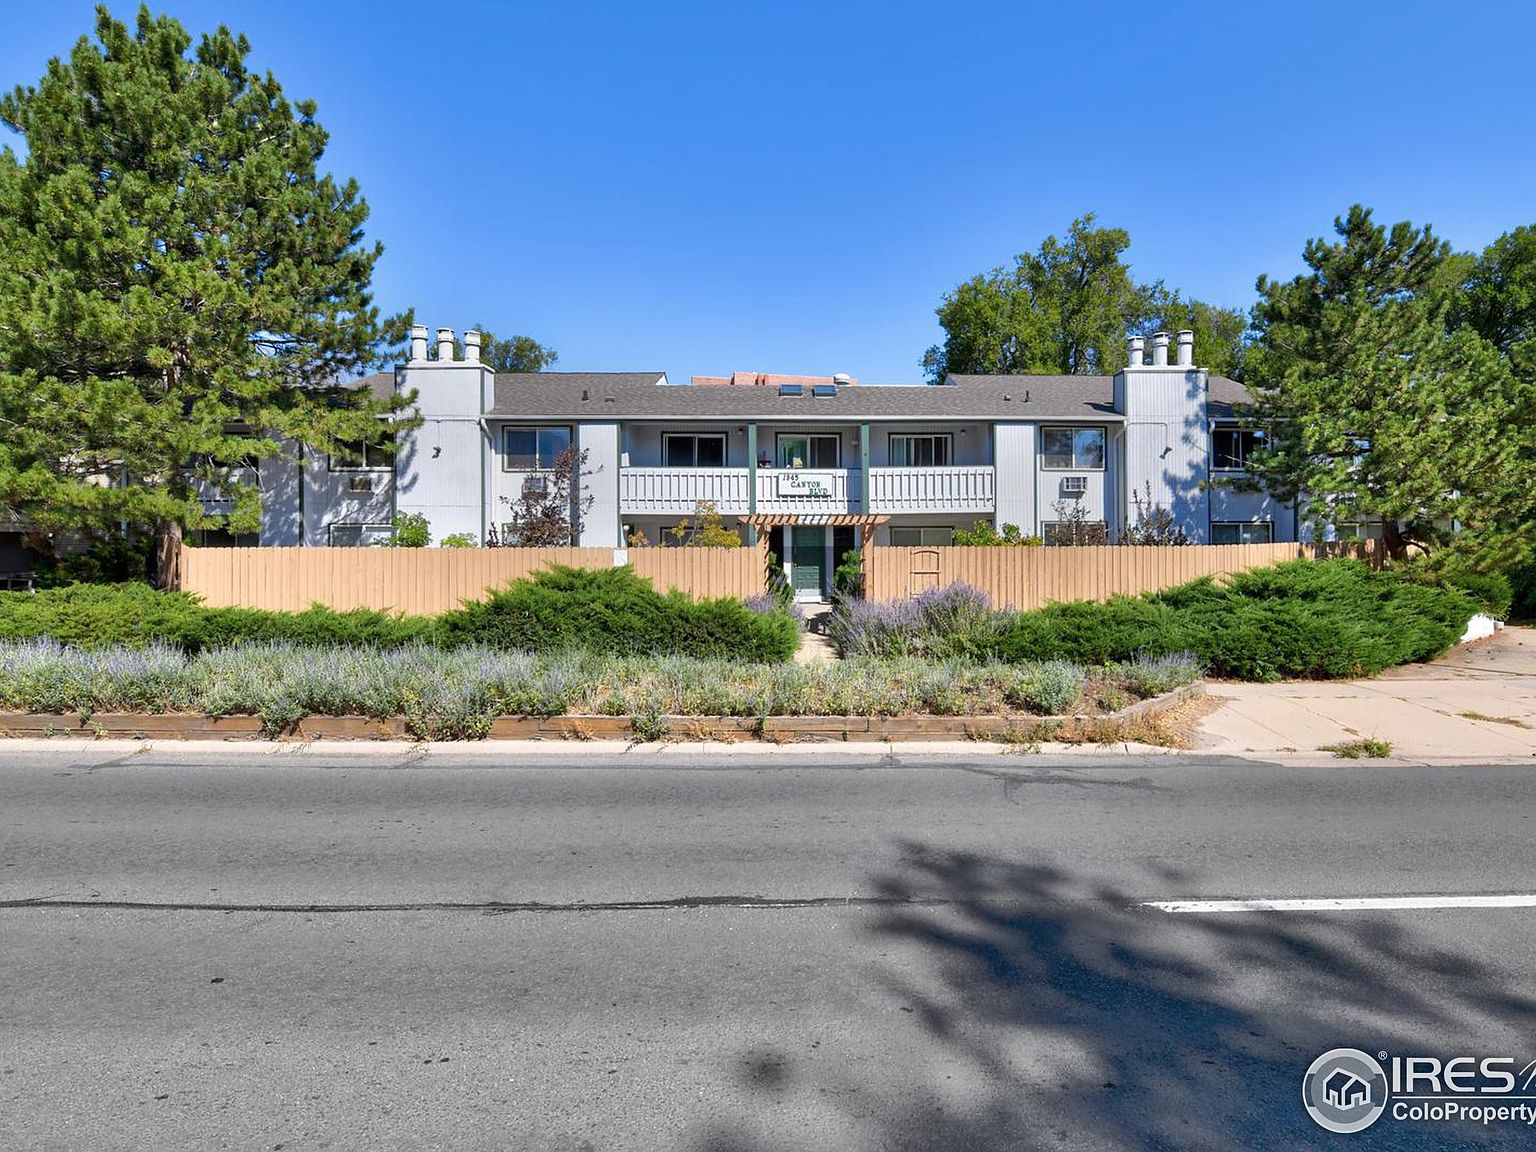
{"left": 1196, "top": 625, "right": 1536, "bottom": 759}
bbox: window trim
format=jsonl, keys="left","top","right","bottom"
{"left": 501, "top": 425, "right": 573, "bottom": 472}
{"left": 775, "top": 432, "right": 841, "bottom": 469}
{"left": 1210, "top": 520, "right": 1274, "bottom": 545}
{"left": 888, "top": 433, "right": 954, "bottom": 468}
{"left": 327, "top": 522, "right": 394, "bottom": 547}
{"left": 662, "top": 432, "right": 729, "bottom": 469}
{"left": 1039, "top": 426, "right": 1107, "bottom": 472}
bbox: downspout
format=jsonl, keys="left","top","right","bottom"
{"left": 480, "top": 371, "right": 489, "bottom": 545}
{"left": 297, "top": 443, "right": 306, "bottom": 546}
{"left": 1031, "top": 425, "right": 1040, "bottom": 536}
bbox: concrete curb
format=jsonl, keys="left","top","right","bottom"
{"left": 0, "top": 681, "right": 1206, "bottom": 746}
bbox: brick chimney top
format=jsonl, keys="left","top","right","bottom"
{"left": 690, "top": 372, "right": 858, "bottom": 387}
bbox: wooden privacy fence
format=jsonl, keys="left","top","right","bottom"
{"left": 179, "top": 546, "right": 765, "bottom": 614}
{"left": 865, "top": 541, "right": 1385, "bottom": 610}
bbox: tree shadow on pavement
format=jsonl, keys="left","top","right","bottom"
{"left": 693, "top": 841, "right": 1536, "bottom": 1151}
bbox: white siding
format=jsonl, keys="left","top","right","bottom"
{"left": 993, "top": 423, "right": 1035, "bottom": 534}
{"left": 1210, "top": 485, "right": 1298, "bottom": 542}
{"left": 579, "top": 422, "right": 622, "bottom": 546}
{"left": 258, "top": 449, "right": 303, "bottom": 547}
{"left": 394, "top": 358, "right": 492, "bottom": 545}
{"left": 1118, "top": 365, "right": 1210, "bottom": 540}
{"left": 303, "top": 450, "right": 394, "bottom": 546}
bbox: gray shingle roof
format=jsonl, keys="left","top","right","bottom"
{"left": 481, "top": 371, "right": 1254, "bottom": 422}
{"left": 1207, "top": 375, "right": 1255, "bottom": 419}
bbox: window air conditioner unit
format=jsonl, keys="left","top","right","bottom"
{"left": 1061, "top": 475, "right": 1088, "bottom": 495}
{"left": 349, "top": 475, "right": 374, "bottom": 493}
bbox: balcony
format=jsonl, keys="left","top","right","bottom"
{"left": 620, "top": 468, "right": 860, "bottom": 516}
{"left": 869, "top": 466, "right": 994, "bottom": 515}
{"left": 620, "top": 468, "right": 752, "bottom": 516}
{"left": 619, "top": 465, "right": 996, "bottom": 518}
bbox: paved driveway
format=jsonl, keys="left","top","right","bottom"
{"left": 1196, "top": 626, "right": 1536, "bottom": 760}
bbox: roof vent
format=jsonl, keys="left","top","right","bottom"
{"left": 831, "top": 373, "right": 853, "bottom": 386}
{"left": 778, "top": 383, "right": 804, "bottom": 397}
{"left": 811, "top": 383, "right": 838, "bottom": 398}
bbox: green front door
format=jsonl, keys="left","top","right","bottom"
{"left": 790, "top": 527, "right": 826, "bottom": 599}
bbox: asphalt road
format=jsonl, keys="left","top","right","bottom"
{"left": 4, "top": 748, "right": 1536, "bottom": 1150}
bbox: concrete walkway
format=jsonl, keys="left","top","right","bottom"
{"left": 1196, "top": 625, "right": 1536, "bottom": 759}
{"left": 794, "top": 602, "right": 839, "bottom": 664}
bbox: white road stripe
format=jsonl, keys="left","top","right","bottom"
{"left": 1144, "top": 895, "right": 1536, "bottom": 913}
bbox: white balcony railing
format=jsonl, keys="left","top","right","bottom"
{"left": 620, "top": 465, "right": 995, "bottom": 518}
{"left": 619, "top": 468, "right": 752, "bottom": 516}
{"left": 869, "top": 466, "right": 995, "bottom": 514}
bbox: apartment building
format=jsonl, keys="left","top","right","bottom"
{"left": 250, "top": 326, "right": 1293, "bottom": 600}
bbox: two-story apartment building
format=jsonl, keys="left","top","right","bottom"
{"left": 250, "top": 325, "right": 1294, "bottom": 600}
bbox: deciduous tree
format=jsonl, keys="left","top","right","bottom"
{"left": 922, "top": 214, "right": 1245, "bottom": 380}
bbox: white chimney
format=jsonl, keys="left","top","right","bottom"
{"left": 1126, "top": 334, "right": 1145, "bottom": 366}
{"left": 436, "top": 327, "right": 455, "bottom": 362}
{"left": 463, "top": 330, "right": 482, "bottom": 364}
{"left": 409, "top": 324, "right": 429, "bottom": 362}
{"left": 1175, "top": 330, "right": 1195, "bottom": 368}
{"left": 1151, "top": 332, "right": 1169, "bottom": 367}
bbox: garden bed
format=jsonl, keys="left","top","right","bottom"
{"left": 0, "top": 639, "right": 1205, "bottom": 743}
{"left": 0, "top": 683, "right": 1205, "bottom": 744}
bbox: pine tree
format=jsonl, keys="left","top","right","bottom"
{"left": 0, "top": 6, "right": 415, "bottom": 582}
{"left": 1244, "top": 206, "right": 1533, "bottom": 565}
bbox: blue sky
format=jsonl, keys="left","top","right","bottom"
{"left": 4, "top": 1, "right": 1535, "bottom": 382}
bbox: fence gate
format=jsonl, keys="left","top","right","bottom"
{"left": 908, "top": 548, "right": 941, "bottom": 593}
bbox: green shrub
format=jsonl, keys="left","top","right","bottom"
{"left": 993, "top": 560, "right": 1476, "bottom": 680}
{"left": 1512, "top": 561, "right": 1536, "bottom": 623}
{"left": 391, "top": 512, "right": 431, "bottom": 548}
{"left": 34, "top": 535, "right": 153, "bottom": 587}
{"left": 1438, "top": 571, "right": 1512, "bottom": 619}
{"left": 951, "top": 521, "right": 1041, "bottom": 546}
{"left": 0, "top": 568, "right": 800, "bottom": 660}
{"left": 0, "top": 583, "right": 430, "bottom": 651}
{"left": 435, "top": 565, "right": 799, "bottom": 662}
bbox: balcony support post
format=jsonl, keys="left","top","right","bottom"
{"left": 745, "top": 423, "right": 758, "bottom": 545}
{"left": 858, "top": 423, "right": 870, "bottom": 515}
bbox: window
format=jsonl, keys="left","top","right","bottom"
{"left": 890, "top": 526, "right": 955, "bottom": 547}
{"left": 1041, "top": 427, "right": 1105, "bottom": 470}
{"left": 1212, "top": 426, "right": 1266, "bottom": 471}
{"left": 328, "top": 436, "right": 393, "bottom": 471}
{"left": 328, "top": 522, "right": 393, "bottom": 547}
{"left": 189, "top": 529, "right": 259, "bottom": 548}
{"left": 889, "top": 434, "right": 952, "bottom": 468}
{"left": 1211, "top": 521, "right": 1274, "bottom": 545}
{"left": 1043, "top": 519, "right": 1109, "bottom": 546}
{"left": 1335, "top": 521, "right": 1384, "bottom": 541}
{"left": 663, "top": 433, "right": 727, "bottom": 468}
{"left": 777, "top": 434, "right": 840, "bottom": 468}
{"left": 502, "top": 426, "right": 572, "bottom": 470}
